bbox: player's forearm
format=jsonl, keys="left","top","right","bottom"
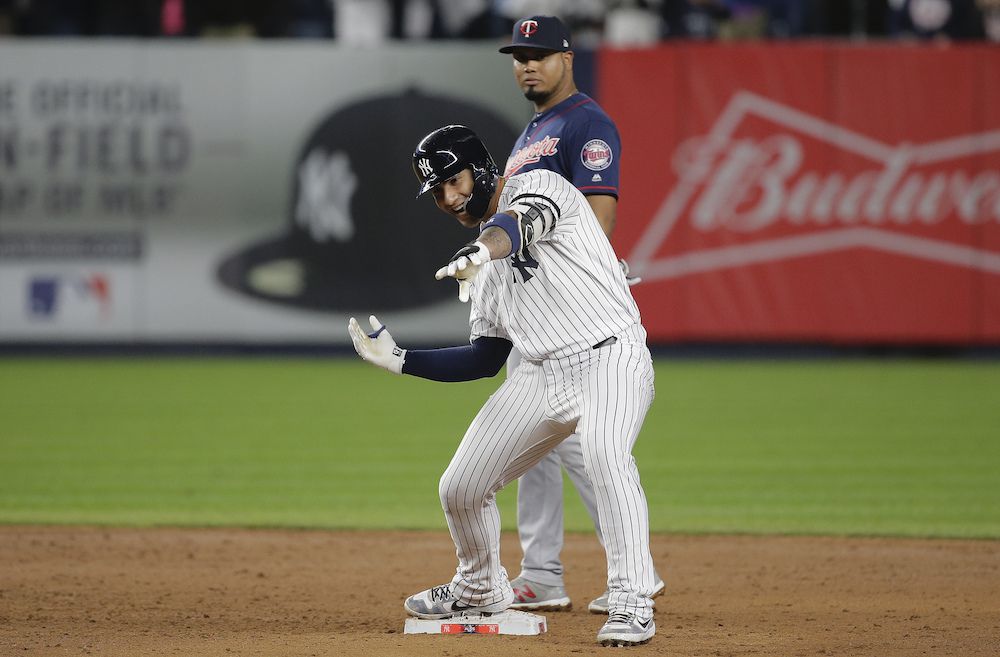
{"left": 402, "top": 337, "right": 512, "bottom": 382}
{"left": 478, "top": 224, "right": 515, "bottom": 259}
{"left": 586, "top": 194, "right": 617, "bottom": 237}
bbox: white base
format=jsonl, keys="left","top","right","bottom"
{"left": 404, "top": 610, "right": 547, "bottom": 636}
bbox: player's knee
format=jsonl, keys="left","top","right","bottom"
{"left": 578, "top": 436, "right": 602, "bottom": 470}
{"left": 439, "top": 469, "right": 490, "bottom": 512}
{"left": 579, "top": 437, "right": 631, "bottom": 478}
{"left": 439, "top": 470, "right": 470, "bottom": 511}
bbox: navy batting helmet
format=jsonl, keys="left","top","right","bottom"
{"left": 413, "top": 124, "right": 499, "bottom": 220}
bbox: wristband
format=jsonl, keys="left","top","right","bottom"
{"left": 482, "top": 212, "right": 521, "bottom": 256}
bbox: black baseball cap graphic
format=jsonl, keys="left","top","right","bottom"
{"left": 499, "top": 15, "right": 572, "bottom": 53}
{"left": 216, "top": 89, "right": 516, "bottom": 311}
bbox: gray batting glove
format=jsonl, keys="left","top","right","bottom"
{"left": 619, "top": 258, "right": 642, "bottom": 286}
{"left": 347, "top": 315, "right": 405, "bottom": 374}
{"left": 435, "top": 241, "right": 491, "bottom": 303}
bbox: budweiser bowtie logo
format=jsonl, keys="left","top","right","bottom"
{"left": 629, "top": 91, "right": 1000, "bottom": 282}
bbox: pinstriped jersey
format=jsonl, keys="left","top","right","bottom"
{"left": 469, "top": 169, "right": 640, "bottom": 360}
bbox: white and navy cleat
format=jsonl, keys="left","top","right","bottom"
{"left": 597, "top": 611, "right": 655, "bottom": 646}
{"left": 404, "top": 583, "right": 512, "bottom": 620}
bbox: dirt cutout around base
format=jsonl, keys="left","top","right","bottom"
{"left": 1, "top": 527, "right": 998, "bottom": 656}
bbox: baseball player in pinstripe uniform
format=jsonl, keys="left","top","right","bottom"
{"left": 498, "top": 15, "right": 664, "bottom": 615}
{"left": 348, "top": 124, "right": 657, "bottom": 646}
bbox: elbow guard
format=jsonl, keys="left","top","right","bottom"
{"left": 510, "top": 201, "right": 558, "bottom": 252}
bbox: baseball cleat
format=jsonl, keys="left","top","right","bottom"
{"left": 588, "top": 576, "right": 666, "bottom": 614}
{"left": 403, "top": 582, "right": 513, "bottom": 620}
{"left": 597, "top": 611, "right": 655, "bottom": 646}
{"left": 508, "top": 576, "right": 572, "bottom": 611}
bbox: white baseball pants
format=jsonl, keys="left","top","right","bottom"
{"left": 512, "top": 337, "right": 604, "bottom": 586}
{"left": 440, "top": 325, "right": 657, "bottom": 616}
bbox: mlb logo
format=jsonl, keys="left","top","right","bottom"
{"left": 29, "top": 278, "right": 60, "bottom": 317}
{"left": 28, "top": 274, "right": 111, "bottom": 320}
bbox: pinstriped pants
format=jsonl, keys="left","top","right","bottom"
{"left": 511, "top": 341, "right": 604, "bottom": 587}
{"left": 440, "top": 324, "right": 657, "bottom": 617}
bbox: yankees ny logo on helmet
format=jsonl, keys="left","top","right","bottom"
{"left": 520, "top": 19, "right": 538, "bottom": 37}
{"left": 417, "top": 158, "right": 433, "bottom": 177}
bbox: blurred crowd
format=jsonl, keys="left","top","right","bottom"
{"left": 0, "top": 0, "right": 997, "bottom": 42}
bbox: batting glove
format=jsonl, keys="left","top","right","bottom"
{"left": 347, "top": 315, "right": 405, "bottom": 374}
{"left": 619, "top": 258, "right": 642, "bottom": 286}
{"left": 435, "top": 241, "right": 491, "bottom": 303}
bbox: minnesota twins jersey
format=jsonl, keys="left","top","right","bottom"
{"left": 469, "top": 169, "right": 640, "bottom": 361}
{"left": 504, "top": 92, "right": 621, "bottom": 199}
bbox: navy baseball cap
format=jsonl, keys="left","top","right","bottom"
{"left": 499, "top": 15, "right": 572, "bottom": 53}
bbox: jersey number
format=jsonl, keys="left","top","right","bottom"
{"left": 511, "top": 248, "right": 539, "bottom": 283}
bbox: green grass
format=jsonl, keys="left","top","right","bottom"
{"left": 1, "top": 357, "right": 998, "bottom": 537}
{"left": 641, "top": 361, "right": 1000, "bottom": 537}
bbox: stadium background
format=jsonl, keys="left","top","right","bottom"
{"left": 1, "top": 2, "right": 999, "bottom": 656}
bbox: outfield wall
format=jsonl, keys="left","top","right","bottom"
{"left": 0, "top": 40, "right": 529, "bottom": 344}
{"left": 1, "top": 41, "right": 998, "bottom": 346}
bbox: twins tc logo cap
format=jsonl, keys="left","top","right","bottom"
{"left": 216, "top": 89, "right": 515, "bottom": 312}
{"left": 498, "top": 15, "right": 572, "bottom": 53}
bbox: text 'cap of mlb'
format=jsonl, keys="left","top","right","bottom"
{"left": 499, "top": 15, "right": 571, "bottom": 54}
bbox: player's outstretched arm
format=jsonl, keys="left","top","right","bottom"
{"left": 403, "top": 337, "right": 511, "bottom": 382}
{"left": 348, "top": 315, "right": 405, "bottom": 374}
{"left": 347, "top": 314, "right": 511, "bottom": 382}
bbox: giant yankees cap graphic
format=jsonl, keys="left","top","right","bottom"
{"left": 216, "top": 89, "right": 515, "bottom": 311}
{"left": 499, "top": 15, "right": 572, "bottom": 54}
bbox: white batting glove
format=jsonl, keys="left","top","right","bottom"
{"left": 435, "top": 241, "right": 491, "bottom": 303}
{"left": 619, "top": 258, "right": 642, "bottom": 286}
{"left": 347, "top": 315, "right": 405, "bottom": 374}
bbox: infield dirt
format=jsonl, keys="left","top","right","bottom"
{"left": 1, "top": 526, "right": 997, "bottom": 656}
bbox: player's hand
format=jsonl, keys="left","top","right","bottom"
{"left": 619, "top": 258, "right": 642, "bottom": 286}
{"left": 435, "top": 241, "right": 491, "bottom": 303}
{"left": 347, "top": 315, "right": 405, "bottom": 374}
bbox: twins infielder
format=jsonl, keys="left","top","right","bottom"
{"left": 497, "top": 14, "right": 663, "bottom": 614}
{"left": 348, "top": 125, "right": 657, "bottom": 646}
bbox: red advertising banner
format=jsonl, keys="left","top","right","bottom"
{"left": 600, "top": 44, "right": 1000, "bottom": 343}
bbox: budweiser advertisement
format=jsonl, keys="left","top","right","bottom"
{"left": 601, "top": 44, "right": 1000, "bottom": 343}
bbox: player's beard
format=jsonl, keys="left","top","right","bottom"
{"left": 522, "top": 64, "right": 567, "bottom": 107}
{"left": 523, "top": 87, "right": 550, "bottom": 104}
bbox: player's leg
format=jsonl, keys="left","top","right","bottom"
{"left": 522, "top": 392, "right": 665, "bottom": 615}
{"left": 511, "top": 448, "right": 573, "bottom": 610}
{"left": 576, "top": 328, "right": 657, "bottom": 621}
{"left": 555, "top": 434, "right": 602, "bottom": 542}
{"left": 517, "top": 401, "right": 606, "bottom": 585}
{"left": 564, "top": 429, "right": 666, "bottom": 613}
{"left": 513, "top": 344, "right": 592, "bottom": 610}
{"left": 510, "top": 347, "right": 575, "bottom": 598}
{"left": 515, "top": 450, "right": 566, "bottom": 585}
{"left": 437, "top": 358, "right": 574, "bottom": 609}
